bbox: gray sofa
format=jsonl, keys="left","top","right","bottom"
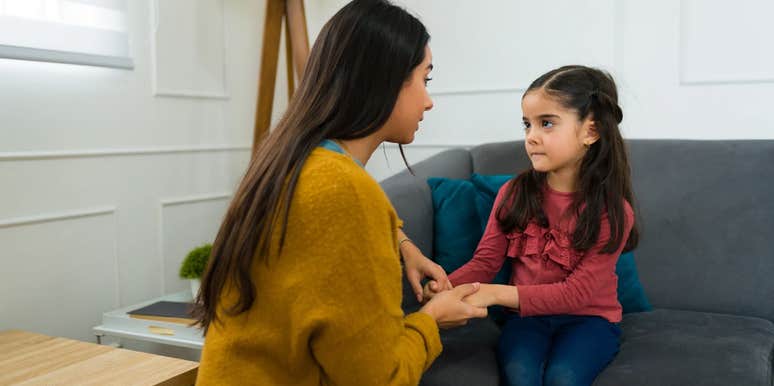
{"left": 381, "top": 140, "right": 774, "bottom": 386}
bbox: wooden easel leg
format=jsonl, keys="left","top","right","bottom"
{"left": 286, "top": 0, "right": 310, "bottom": 80}
{"left": 285, "top": 14, "right": 295, "bottom": 99}
{"left": 253, "top": 0, "right": 309, "bottom": 152}
{"left": 253, "top": 0, "right": 285, "bottom": 151}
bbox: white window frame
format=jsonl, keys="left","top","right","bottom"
{"left": 0, "top": 0, "right": 133, "bottom": 69}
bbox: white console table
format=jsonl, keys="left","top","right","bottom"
{"left": 93, "top": 291, "right": 204, "bottom": 350}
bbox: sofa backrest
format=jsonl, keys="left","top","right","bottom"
{"left": 382, "top": 140, "right": 774, "bottom": 321}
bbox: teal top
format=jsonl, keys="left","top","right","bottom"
{"left": 319, "top": 139, "right": 364, "bottom": 168}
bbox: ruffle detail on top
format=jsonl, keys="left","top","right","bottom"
{"left": 505, "top": 222, "right": 583, "bottom": 271}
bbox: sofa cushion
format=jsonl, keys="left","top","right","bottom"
{"left": 420, "top": 317, "right": 501, "bottom": 386}
{"left": 595, "top": 309, "right": 774, "bottom": 386}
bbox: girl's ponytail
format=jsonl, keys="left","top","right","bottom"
{"left": 589, "top": 90, "right": 623, "bottom": 125}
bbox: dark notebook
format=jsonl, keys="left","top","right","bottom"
{"left": 127, "top": 301, "right": 195, "bottom": 324}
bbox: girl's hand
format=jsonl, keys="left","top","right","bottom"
{"left": 420, "top": 282, "right": 488, "bottom": 328}
{"left": 400, "top": 232, "right": 453, "bottom": 302}
{"left": 462, "top": 284, "right": 519, "bottom": 309}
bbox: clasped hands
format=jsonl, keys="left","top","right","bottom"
{"left": 422, "top": 279, "right": 500, "bottom": 309}
{"left": 400, "top": 231, "right": 509, "bottom": 328}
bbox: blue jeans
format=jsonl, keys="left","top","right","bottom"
{"left": 497, "top": 313, "right": 621, "bottom": 386}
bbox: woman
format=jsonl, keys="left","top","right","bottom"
{"left": 194, "top": 1, "right": 487, "bottom": 385}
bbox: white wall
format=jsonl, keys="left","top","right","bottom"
{"left": 308, "top": 0, "right": 774, "bottom": 181}
{"left": 0, "top": 0, "right": 291, "bottom": 344}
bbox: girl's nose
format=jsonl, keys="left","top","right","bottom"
{"left": 525, "top": 129, "right": 538, "bottom": 145}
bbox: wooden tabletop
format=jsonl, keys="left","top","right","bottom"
{"left": 0, "top": 330, "right": 198, "bottom": 386}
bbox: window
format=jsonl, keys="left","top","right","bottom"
{"left": 0, "top": 0, "right": 132, "bottom": 69}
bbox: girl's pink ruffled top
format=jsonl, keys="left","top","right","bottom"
{"left": 448, "top": 182, "right": 634, "bottom": 323}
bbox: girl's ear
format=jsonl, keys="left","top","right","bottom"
{"left": 583, "top": 119, "right": 600, "bottom": 146}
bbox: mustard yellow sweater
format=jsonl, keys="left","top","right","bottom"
{"left": 196, "top": 148, "right": 442, "bottom": 386}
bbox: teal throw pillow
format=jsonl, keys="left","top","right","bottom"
{"left": 616, "top": 251, "right": 652, "bottom": 313}
{"left": 470, "top": 173, "right": 513, "bottom": 201}
{"left": 427, "top": 177, "right": 511, "bottom": 285}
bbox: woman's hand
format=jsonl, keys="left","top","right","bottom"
{"left": 420, "top": 282, "right": 488, "bottom": 328}
{"left": 399, "top": 230, "right": 453, "bottom": 302}
{"left": 422, "top": 280, "right": 446, "bottom": 302}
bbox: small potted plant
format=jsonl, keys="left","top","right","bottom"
{"left": 179, "top": 243, "right": 212, "bottom": 298}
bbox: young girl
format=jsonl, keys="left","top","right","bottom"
{"left": 425, "top": 65, "right": 639, "bottom": 386}
{"left": 194, "top": 1, "right": 488, "bottom": 385}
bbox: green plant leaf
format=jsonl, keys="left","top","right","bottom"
{"left": 179, "top": 243, "right": 212, "bottom": 279}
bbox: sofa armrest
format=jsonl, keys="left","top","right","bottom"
{"left": 382, "top": 173, "right": 434, "bottom": 256}
{"left": 380, "top": 173, "right": 432, "bottom": 312}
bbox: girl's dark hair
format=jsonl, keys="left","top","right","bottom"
{"left": 193, "top": 0, "right": 430, "bottom": 333}
{"left": 497, "top": 65, "right": 639, "bottom": 254}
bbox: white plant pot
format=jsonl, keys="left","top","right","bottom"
{"left": 190, "top": 278, "right": 201, "bottom": 298}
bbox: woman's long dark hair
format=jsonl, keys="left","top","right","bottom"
{"left": 193, "top": 0, "right": 429, "bottom": 333}
{"left": 497, "top": 65, "right": 639, "bottom": 254}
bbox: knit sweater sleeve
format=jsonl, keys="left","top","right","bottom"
{"left": 307, "top": 169, "right": 441, "bottom": 386}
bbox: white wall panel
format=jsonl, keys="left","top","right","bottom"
{"left": 0, "top": 210, "right": 118, "bottom": 342}
{"left": 151, "top": 0, "right": 228, "bottom": 98}
{"left": 414, "top": 91, "right": 525, "bottom": 147}
{"left": 680, "top": 0, "right": 774, "bottom": 84}
{"left": 160, "top": 194, "right": 229, "bottom": 294}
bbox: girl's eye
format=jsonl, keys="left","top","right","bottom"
{"left": 542, "top": 120, "right": 553, "bottom": 128}
{"left": 424, "top": 77, "right": 433, "bottom": 86}
{"left": 522, "top": 121, "right": 531, "bottom": 131}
